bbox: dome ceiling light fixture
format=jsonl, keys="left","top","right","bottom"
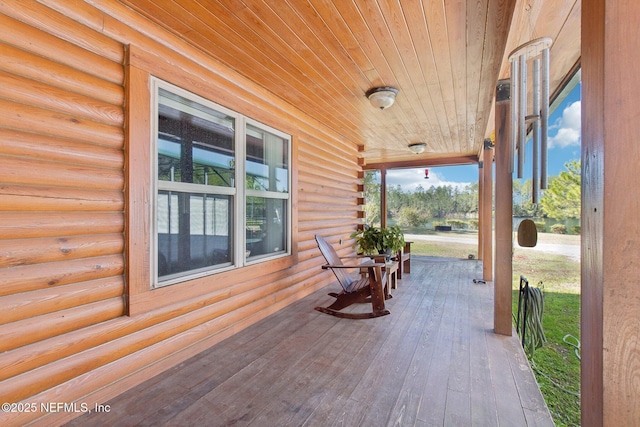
{"left": 408, "top": 142, "right": 426, "bottom": 154}
{"left": 365, "top": 86, "right": 399, "bottom": 110}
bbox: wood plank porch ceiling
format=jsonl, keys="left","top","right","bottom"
{"left": 120, "top": 0, "right": 580, "bottom": 167}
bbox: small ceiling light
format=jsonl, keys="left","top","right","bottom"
{"left": 366, "top": 86, "right": 399, "bottom": 110}
{"left": 408, "top": 142, "right": 426, "bottom": 154}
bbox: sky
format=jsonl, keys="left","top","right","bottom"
{"left": 385, "top": 81, "right": 582, "bottom": 192}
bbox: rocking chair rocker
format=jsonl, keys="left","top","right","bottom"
{"left": 314, "top": 235, "right": 390, "bottom": 319}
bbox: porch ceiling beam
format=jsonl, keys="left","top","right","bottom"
{"left": 362, "top": 155, "right": 478, "bottom": 170}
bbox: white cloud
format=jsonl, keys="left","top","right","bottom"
{"left": 548, "top": 100, "right": 581, "bottom": 149}
{"left": 386, "top": 168, "right": 472, "bottom": 193}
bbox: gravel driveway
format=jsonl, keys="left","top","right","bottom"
{"left": 404, "top": 233, "right": 581, "bottom": 262}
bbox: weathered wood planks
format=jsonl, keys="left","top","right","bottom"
{"left": 65, "top": 258, "right": 554, "bottom": 427}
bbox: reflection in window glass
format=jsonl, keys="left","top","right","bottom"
{"left": 246, "top": 197, "right": 286, "bottom": 259}
{"left": 158, "top": 88, "right": 236, "bottom": 187}
{"left": 157, "top": 191, "right": 233, "bottom": 278}
{"left": 246, "top": 124, "right": 288, "bottom": 192}
{"left": 156, "top": 86, "right": 236, "bottom": 283}
{"left": 153, "top": 80, "right": 291, "bottom": 287}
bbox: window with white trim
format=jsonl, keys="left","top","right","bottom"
{"left": 245, "top": 123, "right": 289, "bottom": 260}
{"left": 152, "top": 79, "right": 291, "bottom": 287}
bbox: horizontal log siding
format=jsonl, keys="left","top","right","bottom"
{"left": 0, "top": 6, "right": 128, "bottom": 421}
{"left": 0, "top": 2, "right": 363, "bottom": 426}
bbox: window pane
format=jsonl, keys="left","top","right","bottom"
{"left": 246, "top": 197, "right": 287, "bottom": 259}
{"left": 158, "top": 88, "right": 236, "bottom": 187}
{"left": 246, "top": 124, "right": 288, "bottom": 192}
{"left": 157, "top": 190, "right": 233, "bottom": 279}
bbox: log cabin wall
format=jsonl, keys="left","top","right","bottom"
{"left": 0, "top": 2, "right": 362, "bottom": 425}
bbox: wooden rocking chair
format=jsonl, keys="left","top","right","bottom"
{"left": 314, "top": 235, "right": 390, "bottom": 319}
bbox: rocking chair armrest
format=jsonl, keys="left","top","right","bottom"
{"left": 322, "top": 262, "right": 385, "bottom": 269}
{"left": 359, "top": 261, "right": 386, "bottom": 268}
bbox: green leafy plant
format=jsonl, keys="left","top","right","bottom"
{"left": 351, "top": 225, "right": 405, "bottom": 255}
{"left": 382, "top": 225, "right": 405, "bottom": 253}
{"left": 540, "top": 159, "right": 581, "bottom": 220}
{"left": 396, "top": 206, "right": 428, "bottom": 227}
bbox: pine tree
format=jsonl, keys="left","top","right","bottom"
{"left": 540, "top": 160, "right": 581, "bottom": 219}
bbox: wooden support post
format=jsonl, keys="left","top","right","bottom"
{"left": 582, "top": 1, "right": 640, "bottom": 425}
{"left": 494, "top": 79, "right": 512, "bottom": 336}
{"left": 481, "top": 143, "right": 493, "bottom": 281}
{"left": 380, "top": 167, "right": 387, "bottom": 228}
{"left": 477, "top": 163, "right": 484, "bottom": 260}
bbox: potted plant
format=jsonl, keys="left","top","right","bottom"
{"left": 351, "top": 225, "right": 405, "bottom": 256}
{"left": 382, "top": 225, "right": 405, "bottom": 255}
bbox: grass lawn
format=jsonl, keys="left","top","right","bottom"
{"left": 408, "top": 231, "right": 581, "bottom": 427}
{"left": 512, "top": 249, "right": 580, "bottom": 427}
{"left": 409, "top": 240, "right": 478, "bottom": 259}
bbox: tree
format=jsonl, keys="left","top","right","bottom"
{"left": 396, "top": 206, "right": 429, "bottom": 227}
{"left": 455, "top": 182, "right": 478, "bottom": 215}
{"left": 361, "top": 170, "right": 481, "bottom": 226}
{"left": 513, "top": 179, "right": 543, "bottom": 217}
{"left": 428, "top": 186, "right": 455, "bottom": 217}
{"left": 363, "top": 170, "right": 381, "bottom": 225}
{"left": 540, "top": 159, "right": 581, "bottom": 219}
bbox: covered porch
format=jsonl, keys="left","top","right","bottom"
{"left": 2, "top": 1, "right": 640, "bottom": 425}
{"left": 68, "top": 257, "right": 552, "bottom": 426}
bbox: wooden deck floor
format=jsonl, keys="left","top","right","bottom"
{"left": 67, "top": 257, "right": 553, "bottom": 426}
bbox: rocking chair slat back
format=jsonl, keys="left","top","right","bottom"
{"left": 315, "top": 235, "right": 354, "bottom": 290}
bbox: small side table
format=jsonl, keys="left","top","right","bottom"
{"left": 397, "top": 241, "right": 412, "bottom": 279}
{"left": 369, "top": 255, "right": 399, "bottom": 294}
{"left": 385, "top": 260, "right": 399, "bottom": 290}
